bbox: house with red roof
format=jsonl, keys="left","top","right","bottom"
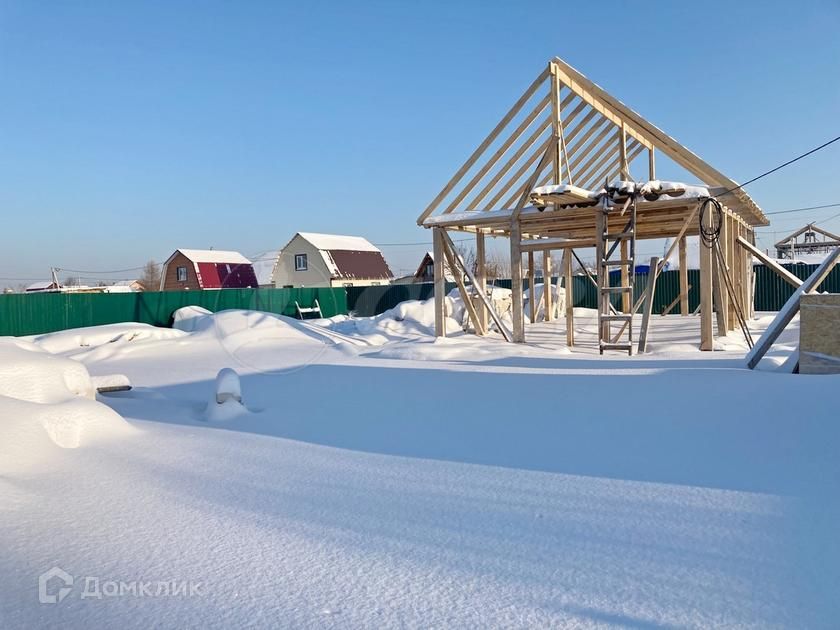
{"left": 159, "top": 249, "right": 258, "bottom": 291}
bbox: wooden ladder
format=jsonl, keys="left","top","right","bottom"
{"left": 596, "top": 195, "right": 637, "bottom": 355}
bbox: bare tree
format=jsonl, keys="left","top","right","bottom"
{"left": 140, "top": 260, "right": 161, "bottom": 291}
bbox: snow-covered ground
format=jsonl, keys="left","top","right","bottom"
{"left": 2, "top": 303, "right": 838, "bottom": 629}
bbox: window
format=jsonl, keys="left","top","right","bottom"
{"left": 176, "top": 266, "right": 188, "bottom": 282}
{"left": 294, "top": 254, "right": 308, "bottom": 271}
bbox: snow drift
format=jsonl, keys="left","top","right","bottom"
{"left": 0, "top": 339, "right": 132, "bottom": 473}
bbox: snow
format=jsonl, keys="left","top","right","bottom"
{"left": 26, "top": 323, "right": 186, "bottom": 354}
{"left": 250, "top": 249, "right": 279, "bottom": 285}
{"left": 0, "top": 339, "right": 133, "bottom": 473}
{"left": 3, "top": 305, "right": 840, "bottom": 627}
{"left": 214, "top": 367, "right": 241, "bottom": 403}
{"left": 297, "top": 232, "right": 381, "bottom": 252}
{"left": 176, "top": 249, "right": 252, "bottom": 265}
{"left": 530, "top": 183, "right": 601, "bottom": 199}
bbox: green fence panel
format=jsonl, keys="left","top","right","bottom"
{"left": 0, "top": 288, "right": 347, "bottom": 337}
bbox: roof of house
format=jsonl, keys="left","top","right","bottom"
{"left": 297, "top": 232, "right": 381, "bottom": 252}
{"left": 163, "top": 248, "right": 258, "bottom": 289}
{"left": 174, "top": 249, "right": 252, "bottom": 264}
{"left": 285, "top": 232, "right": 393, "bottom": 280}
{"left": 25, "top": 281, "right": 59, "bottom": 292}
{"left": 251, "top": 250, "right": 280, "bottom": 285}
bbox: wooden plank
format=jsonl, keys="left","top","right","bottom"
{"left": 442, "top": 237, "right": 484, "bottom": 336}
{"left": 746, "top": 246, "right": 840, "bottom": 369}
{"left": 619, "top": 122, "right": 629, "bottom": 180}
{"left": 512, "top": 137, "right": 558, "bottom": 220}
{"left": 476, "top": 230, "right": 487, "bottom": 332}
{"left": 662, "top": 285, "right": 692, "bottom": 316}
{"left": 543, "top": 251, "right": 553, "bottom": 321}
{"left": 467, "top": 116, "right": 552, "bottom": 211}
{"left": 520, "top": 238, "right": 598, "bottom": 252}
{"left": 717, "top": 211, "right": 730, "bottom": 334}
{"left": 443, "top": 94, "right": 552, "bottom": 215}
{"left": 433, "top": 228, "right": 446, "bottom": 337}
{"left": 563, "top": 249, "right": 574, "bottom": 346}
{"left": 487, "top": 136, "right": 554, "bottom": 210}
{"left": 699, "top": 210, "right": 714, "bottom": 350}
{"left": 440, "top": 230, "right": 513, "bottom": 342}
{"left": 549, "top": 57, "right": 767, "bottom": 227}
{"left": 679, "top": 236, "right": 689, "bottom": 315}
{"left": 736, "top": 236, "right": 802, "bottom": 288}
{"left": 510, "top": 218, "right": 525, "bottom": 342}
{"left": 528, "top": 251, "right": 536, "bottom": 323}
{"left": 620, "top": 239, "right": 630, "bottom": 312}
{"left": 637, "top": 256, "right": 661, "bottom": 353}
{"left": 417, "top": 67, "right": 550, "bottom": 224}
{"left": 582, "top": 142, "right": 644, "bottom": 191}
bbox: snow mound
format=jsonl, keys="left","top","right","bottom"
{"left": 172, "top": 305, "right": 214, "bottom": 332}
{"left": 342, "top": 297, "right": 464, "bottom": 343}
{"left": 523, "top": 283, "right": 564, "bottom": 320}
{"left": 0, "top": 339, "right": 133, "bottom": 474}
{"left": 29, "top": 322, "right": 186, "bottom": 354}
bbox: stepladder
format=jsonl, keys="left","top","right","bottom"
{"left": 596, "top": 193, "right": 637, "bottom": 355}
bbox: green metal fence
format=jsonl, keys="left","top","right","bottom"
{"left": 3, "top": 263, "right": 839, "bottom": 338}
{"left": 0, "top": 288, "right": 346, "bottom": 337}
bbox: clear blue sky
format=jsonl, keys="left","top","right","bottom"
{"left": 1, "top": 0, "right": 839, "bottom": 284}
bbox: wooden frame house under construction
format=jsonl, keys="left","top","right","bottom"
{"left": 418, "top": 57, "right": 770, "bottom": 353}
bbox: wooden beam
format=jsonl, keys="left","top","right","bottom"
{"left": 746, "top": 247, "right": 840, "bottom": 369}
{"left": 620, "top": 239, "right": 630, "bottom": 312}
{"left": 543, "top": 251, "right": 553, "bottom": 321}
{"left": 443, "top": 94, "right": 552, "bottom": 215}
{"left": 563, "top": 249, "right": 574, "bottom": 346}
{"left": 418, "top": 67, "right": 550, "bottom": 224}
{"left": 433, "top": 228, "right": 446, "bottom": 337}
{"left": 637, "top": 257, "right": 660, "bottom": 353}
{"left": 619, "top": 122, "right": 629, "bottom": 180}
{"left": 528, "top": 251, "right": 536, "bottom": 323}
{"left": 442, "top": 236, "right": 484, "bottom": 336}
{"left": 510, "top": 219, "right": 525, "bottom": 342}
{"left": 476, "top": 230, "right": 487, "bottom": 332}
{"left": 520, "top": 238, "right": 598, "bottom": 252}
{"left": 662, "top": 285, "right": 691, "bottom": 316}
{"left": 679, "top": 236, "right": 689, "bottom": 315}
{"left": 699, "top": 216, "right": 714, "bottom": 351}
{"left": 648, "top": 147, "right": 655, "bottom": 180}
{"left": 737, "top": 236, "right": 802, "bottom": 288}
{"left": 440, "top": 230, "right": 513, "bottom": 342}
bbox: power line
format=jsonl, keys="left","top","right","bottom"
{"left": 765, "top": 202, "right": 840, "bottom": 216}
{"left": 715, "top": 134, "right": 840, "bottom": 199}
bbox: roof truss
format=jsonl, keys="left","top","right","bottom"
{"left": 418, "top": 58, "right": 768, "bottom": 229}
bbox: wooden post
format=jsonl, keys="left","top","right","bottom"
{"left": 543, "top": 251, "right": 553, "bottom": 321}
{"left": 433, "top": 228, "right": 446, "bottom": 338}
{"left": 699, "top": 211, "right": 714, "bottom": 350}
{"left": 442, "top": 238, "right": 484, "bottom": 336}
{"left": 638, "top": 257, "right": 661, "bottom": 353}
{"left": 678, "top": 236, "right": 689, "bottom": 315}
{"left": 619, "top": 122, "right": 629, "bottom": 180}
{"left": 563, "top": 249, "right": 574, "bottom": 347}
{"left": 648, "top": 147, "right": 656, "bottom": 180}
{"left": 595, "top": 208, "right": 607, "bottom": 341}
{"left": 476, "top": 230, "right": 487, "bottom": 332}
{"left": 726, "top": 213, "right": 737, "bottom": 331}
{"left": 715, "top": 213, "right": 730, "bottom": 335}
{"left": 620, "top": 239, "right": 630, "bottom": 313}
{"left": 528, "top": 251, "right": 536, "bottom": 324}
{"left": 510, "top": 219, "right": 525, "bottom": 342}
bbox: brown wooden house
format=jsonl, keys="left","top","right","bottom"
{"left": 159, "top": 249, "right": 258, "bottom": 291}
